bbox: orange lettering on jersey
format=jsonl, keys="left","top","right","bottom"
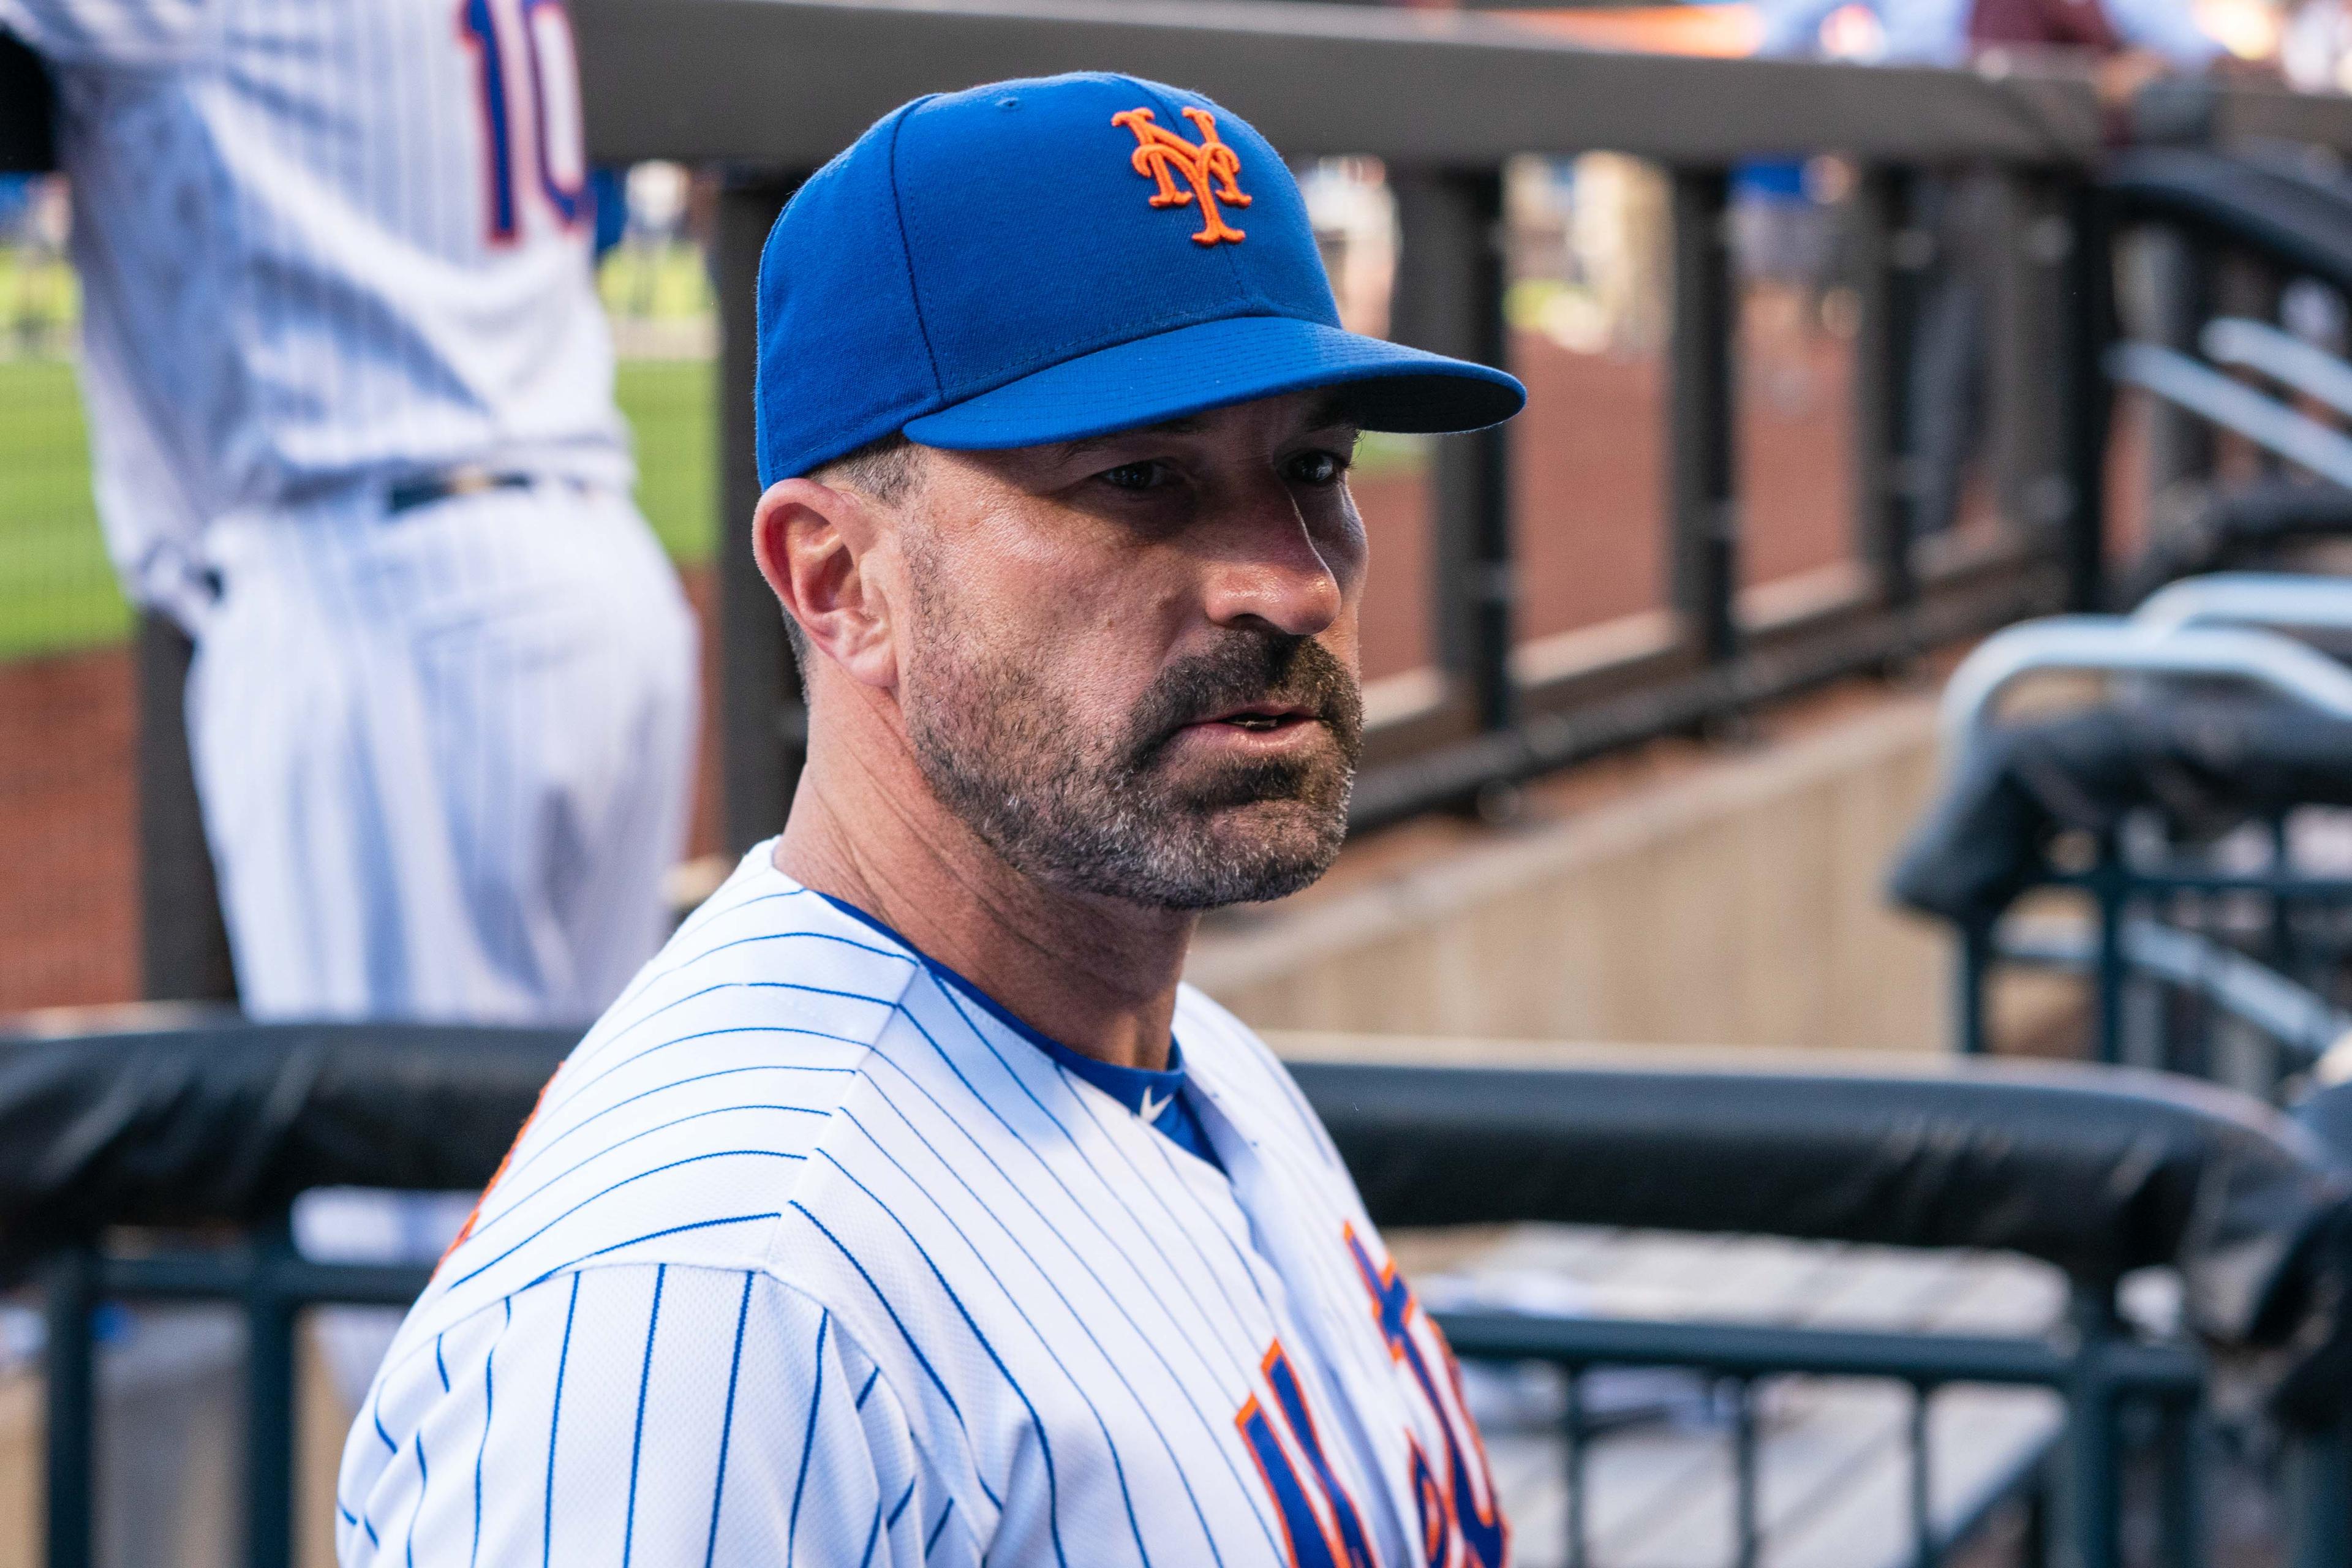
{"left": 1345, "top": 1224, "right": 1510, "bottom": 1568}
{"left": 1111, "top": 107, "right": 1251, "bottom": 246}
{"left": 1237, "top": 1341, "right": 1381, "bottom": 1568}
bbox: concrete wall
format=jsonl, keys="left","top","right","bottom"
{"left": 1188, "top": 697, "right": 1958, "bottom": 1054}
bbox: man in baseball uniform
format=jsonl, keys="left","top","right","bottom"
{"left": 0, "top": 0, "right": 697, "bottom": 1024}
{"left": 341, "top": 73, "right": 1524, "bottom": 1566}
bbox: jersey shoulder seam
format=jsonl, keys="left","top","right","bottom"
{"left": 754, "top": 1259, "right": 995, "bottom": 1547}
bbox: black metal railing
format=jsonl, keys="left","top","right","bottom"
{"left": 13, "top": 2, "right": 2301, "bottom": 1003}
{"left": 5, "top": 1023, "right": 2348, "bottom": 1567}
{"left": 1434, "top": 1300, "right": 2198, "bottom": 1568}
{"left": 1303, "top": 1053, "right": 2352, "bottom": 1568}
{"left": 10, "top": 3, "right": 2352, "bottom": 1000}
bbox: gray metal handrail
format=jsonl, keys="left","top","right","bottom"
{"left": 2204, "top": 315, "right": 2352, "bottom": 421}
{"left": 1997, "top": 912, "right": 2352, "bottom": 1066}
{"left": 571, "top": 0, "right": 2105, "bottom": 165}
{"left": 2107, "top": 340, "right": 2352, "bottom": 489}
{"left": 1940, "top": 616, "right": 2352, "bottom": 752}
{"left": 2133, "top": 571, "right": 2352, "bottom": 636}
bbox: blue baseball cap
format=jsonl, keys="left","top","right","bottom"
{"left": 753, "top": 72, "right": 1526, "bottom": 487}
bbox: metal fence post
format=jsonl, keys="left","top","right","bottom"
{"left": 1668, "top": 167, "right": 1739, "bottom": 667}
{"left": 1989, "top": 172, "right": 2064, "bottom": 541}
{"left": 136, "top": 613, "right": 237, "bottom": 1004}
{"left": 1390, "top": 167, "right": 1515, "bottom": 734}
{"left": 2139, "top": 225, "right": 2214, "bottom": 504}
{"left": 2062, "top": 1286, "right": 2126, "bottom": 1568}
{"left": 43, "top": 1248, "right": 97, "bottom": 1568}
{"left": 2286, "top": 1407, "right": 2352, "bottom": 1568}
{"left": 714, "top": 173, "right": 806, "bottom": 855}
{"left": 246, "top": 1227, "right": 300, "bottom": 1568}
{"left": 2058, "top": 179, "right": 2113, "bottom": 614}
{"left": 1958, "top": 921, "right": 1992, "bottom": 1055}
{"left": 2154, "top": 1398, "right": 2202, "bottom": 1568}
{"left": 1851, "top": 166, "right": 1918, "bottom": 611}
{"left": 2094, "top": 853, "right": 2127, "bottom": 1066}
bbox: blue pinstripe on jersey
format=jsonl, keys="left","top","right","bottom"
{"left": 704, "top": 1273, "right": 756, "bottom": 1568}
{"left": 337, "top": 846, "right": 1506, "bottom": 1566}
{"left": 819, "top": 1145, "right": 1084, "bottom": 1566}
{"left": 839, "top": 1087, "right": 1241, "bottom": 1562}
{"left": 785, "top": 1201, "right": 1006, "bottom": 1515}
{"left": 899, "top": 979, "right": 1262, "bottom": 1360}
{"left": 470, "top": 1298, "right": 508, "bottom": 1568}
{"left": 621, "top": 1265, "right": 669, "bottom": 1568}
{"left": 785, "top": 1309, "right": 829, "bottom": 1562}
{"left": 544, "top": 1273, "right": 581, "bottom": 1568}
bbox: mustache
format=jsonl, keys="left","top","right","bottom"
{"left": 1122, "top": 634, "right": 1364, "bottom": 766}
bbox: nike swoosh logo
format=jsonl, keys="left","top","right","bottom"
{"left": 1137, "top": 1087, "right": 1171, "bottom": 1123}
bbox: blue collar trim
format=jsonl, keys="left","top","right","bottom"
{"left": 812, "top": 890, "right": 1192, "bottom": 1118}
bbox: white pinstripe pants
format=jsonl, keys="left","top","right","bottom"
{"left": 186, "top": 482, "right": 698, "bottom": 1025}
{"left": 189, "top": 481, "right": 699, "bottom": 1400}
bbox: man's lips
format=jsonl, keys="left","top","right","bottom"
{"left": 1180, "top": 702, "right": 1319, "bottom": 734}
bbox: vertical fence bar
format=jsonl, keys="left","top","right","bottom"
{"left": 42, "top": 1249, "right": 97, "bottom": 1568}
{"left": 1910, "top": 1384, "right": 1937, "bottom": 1568}
{"left": 2154, "top": 1398, "right": 2200, "bottom": 1568}
{"left": 1850, "top": 166, "right": 1917, "bottom": 612}
{"left": 2095, "top": 858, "right": 2127, "bottom": 1066}
{"left": 136, "top": 613, "right": 236, "bottom": 1003}
{"left": 2286, "top": 1406, "right": 2352, "bottom": 1568}
{"left": 715, "top": 173, "right": 805, "bottom": 856}
{"left": 2057, "top": 178, "right": 2112, "bottom": 614}
{"left": 1669, "top": 168, "right": 1738, "bottom": 668}
{"left": 2065, "top": 1288, "right": 2124, "bottom": 1568}
{"left": 1390, "top": 167, "right": 1515, "bottom": 733}
{"left": 2024, "top": 1466, "right": 2054, "bottom": 1568}
{"left": 246, "top": 1232, "right": 299, "bottom": 1568}
{"left": 1564, "top": 1367, "right": 1588, "bottom": 1568}
{"left": 2139, "top": 225, "right": 2214, "bottom": 505}
{"left": 1986, "top": 171, "right": 2054, "bottom": 539}
{"left": 1959, "top": 921, "right": 1993, "bottom": 1055}
{"left": 1730, "top": 1376, "right": 1760, "bottom": 1568}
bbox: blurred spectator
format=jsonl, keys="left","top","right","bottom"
{"left": 2282, "top": 0, "right": 2352, "bottom": 90}
{"left": 1760, "top": 0, "right": 2225, "bottom": 543}
{"left": 1760, "top": 0, "right": 2222, "bottom": 69}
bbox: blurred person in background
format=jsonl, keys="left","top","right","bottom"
{"left": 0, "top": 0, "right": 698, "bottom": 1390}
{"left": 1760, "top": 0, "right": 2226, "bottom": 543}
{"left": 0, "top": 0, "right": 695, "bottom": 1023}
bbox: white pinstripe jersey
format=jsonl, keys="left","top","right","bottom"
{"left": 339, "top": 844, "right": 1512, "bottom": 1567}
{"left": 0, "top": 0, "right": 630, "bottom": 614}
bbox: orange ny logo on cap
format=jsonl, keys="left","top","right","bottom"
{"left": 1112, "top": 106, "right": 1251, "bottom": 246}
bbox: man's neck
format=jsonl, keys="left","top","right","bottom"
{"left": 772, "top": 717, "right": 1196, "bottom": 1072}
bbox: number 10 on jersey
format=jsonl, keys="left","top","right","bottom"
{"left": 459, "top": 0, "right": 590, "bottom": 244}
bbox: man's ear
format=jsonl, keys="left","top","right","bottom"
{"left": 752, "top": 478, "right": 899, "bottom": 689}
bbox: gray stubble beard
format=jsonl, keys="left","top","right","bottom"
{"left": 900, "top": 614, "right": 1365, "bottom": 912}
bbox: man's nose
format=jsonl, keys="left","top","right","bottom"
{"left": 1199, "top": 488, "right": 1344, "bottom": 638}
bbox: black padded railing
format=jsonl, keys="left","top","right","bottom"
{"left": 4, "top": 1024, "right": 2351, "bottom": 1567}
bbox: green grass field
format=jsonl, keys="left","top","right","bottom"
{"left": 0, "top": 357, "right": 122, "bottom": 660}
{"left": 0, "top": 355, "right": 717, "bottom": 662}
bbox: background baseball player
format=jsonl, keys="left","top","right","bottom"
{"left": 340, "top": 72, "right": 1523, "bottom": 1566}
{"left": 0, "top": 0, "right": 697, "bottom": 1027}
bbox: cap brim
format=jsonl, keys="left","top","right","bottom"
{"left": 900, "top": 315, "right": 1526, "bottom": 451}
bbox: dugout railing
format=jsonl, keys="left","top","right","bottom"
{"left": 4, "top": 1022, "right": 2350, "bottom": 1568}
{"left": 20, "top": 7, "right": 2352, "bottom": 1005}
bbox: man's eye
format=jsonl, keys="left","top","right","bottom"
{"left": 1098, "top": 461, "right": 1169, "bottom": 492}
{"left": 1286, "top": 450, "right": 1348, "bottom": 486}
